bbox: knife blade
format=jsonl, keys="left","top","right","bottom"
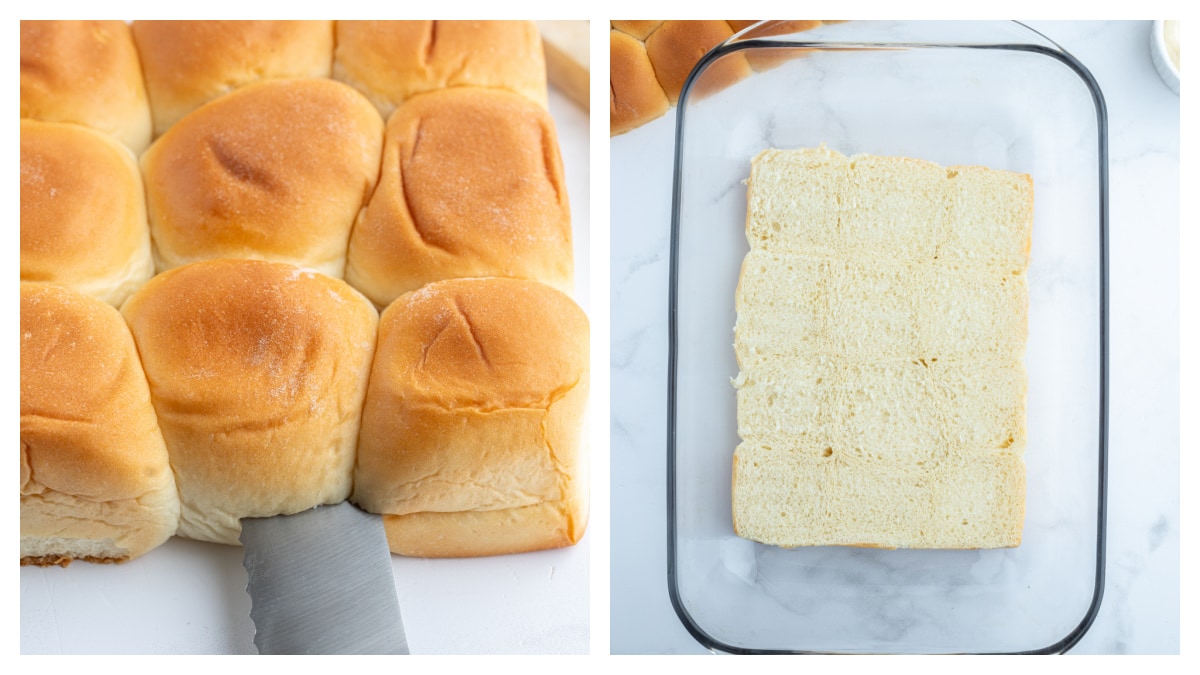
{"left": 240, "top": 502, "right": 409, "bottom": 654}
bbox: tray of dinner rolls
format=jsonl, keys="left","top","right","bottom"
{"left": 20, "top": 19, "right": 591, "bottom": 654}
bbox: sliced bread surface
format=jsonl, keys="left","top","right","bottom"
{"left": 732, "top": 145, "right": 1030, "bottom": 549}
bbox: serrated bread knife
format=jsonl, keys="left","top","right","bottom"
{"left": 240, "top": 502, "right": 409, "bottom": 654}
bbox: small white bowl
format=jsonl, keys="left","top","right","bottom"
{"left": 1150, "top": 20, "right": 1180, "bottom": 95}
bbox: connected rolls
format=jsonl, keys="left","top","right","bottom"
{"left": 609, "top": 20, "right": 829, "bottom": 136}
{"left": 733, "top": 147, "right": 1031, "bottom": 549}
{"left": 334, "top": 20, "right": 547, "bottom": 120}
{"left": 19, "top": 19, "right": 586, "bottom": 564}
{"left": 132, "top": 20, "right": 335, "bottom": 137}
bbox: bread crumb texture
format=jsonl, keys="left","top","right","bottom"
{"left": 733, "top": 146, "right": 1031, "bottom": 549}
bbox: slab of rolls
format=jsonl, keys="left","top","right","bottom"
{"left": 19, "top": 20, "right": 588, "bottom": 565}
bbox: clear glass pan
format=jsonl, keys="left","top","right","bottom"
{"left": 666, "top": 20, "right": 1108, "bottom": 654}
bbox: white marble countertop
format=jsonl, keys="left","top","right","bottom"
{"left": 610, "top": 20, "right": 1179, "bottom": 654}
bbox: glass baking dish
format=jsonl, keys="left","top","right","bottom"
{"left": 666, "top": 20, "right": 1108, "bottom": 654}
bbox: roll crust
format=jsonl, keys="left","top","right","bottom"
{"left": 334, "top": 20, "right": 547, "bottom": 120}
{"left": 21, "top": 120, "right": 154, "bottom": 307}
{"left": 352, "top": 278, "right": 589, "bottom": 557}
{"left": 345, "top": 88, "right": 572, "bottom": 307}
{"left": 21, "top": 283, "right": 179, "bottom": 565}
{"left": 20, "top": 20, "right": 152, "bottom": 154}
{"left": 140, "top": 78, "right": 383, "bottom": 278}
{"left": 120, "top": 260, "right": 379, "bottom": 545}
{"left": 610, "top": 20, "right": 663, "bottom": 41}
{"left": 132, "top": 20, "right": 335, "bottom": 137}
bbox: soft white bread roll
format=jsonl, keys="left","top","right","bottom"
{"left": 344, "top": 88, "right": 572, "bottom": 307}
{"left": 121, "top": 260, "right": 379, "bottom": 545}
{"left": 352, "top": 278, "right": 589, "bottom": 557}
{"left": 140, "top": 78, "right": 383, "bottom": 278}
{"left": 20, "top": 20, "right": 152, "bottom": 154}
{"left": 131, "top": 20, "right": 335, "bottom": 137}
{"left": 333, "top": 20, "right": 547, "bottom": 120}
{"left": 20, "top": 120, "right": 154, "bottom": 308}
{"left": 21, "top": 283, "right": 179, "bottom": 566}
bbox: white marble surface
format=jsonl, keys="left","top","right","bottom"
{"left": 19, "top": 85, "right": 591, "bottom": 656}
{"left": 610, "top": 20, "right": 1179, "bottom": 654}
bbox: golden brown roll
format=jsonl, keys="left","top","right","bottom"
{"left": 140, "top": 78, "right": 383, "bottom": 278}
{"left": 333, "top": 20, "right": 547, "bottom": 120}
{"left": 610, "top": 30, "right": 670, "bottom": 137}
{"left": 352, "top": 278, "right": 589, "bottom": 557}
{"left": 20, "top": 20, "right": 152, "bottom": 154}
{"left": 21, "top": 120, "right": 154, "bottom": 308}
{"left": 131, "top": 20, "right": 335, "bottom": 137}
{"left": 610, "top": 20, "right": 832, "bottom": 136}
{"left": 344, "top": 88, "right": 572, "bottom": 307}
{"left": 121, "top": 260, "right": 379, "bottom": 545}
{"left": 21, "top": 283, "right": 179, "bottom": 566}
{"left": 644, "top": 20, "right": 751, "bottom": 104}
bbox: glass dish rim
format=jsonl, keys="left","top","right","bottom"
{"left": 664, "top": 19, "right": 1111, "bottom": 655}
